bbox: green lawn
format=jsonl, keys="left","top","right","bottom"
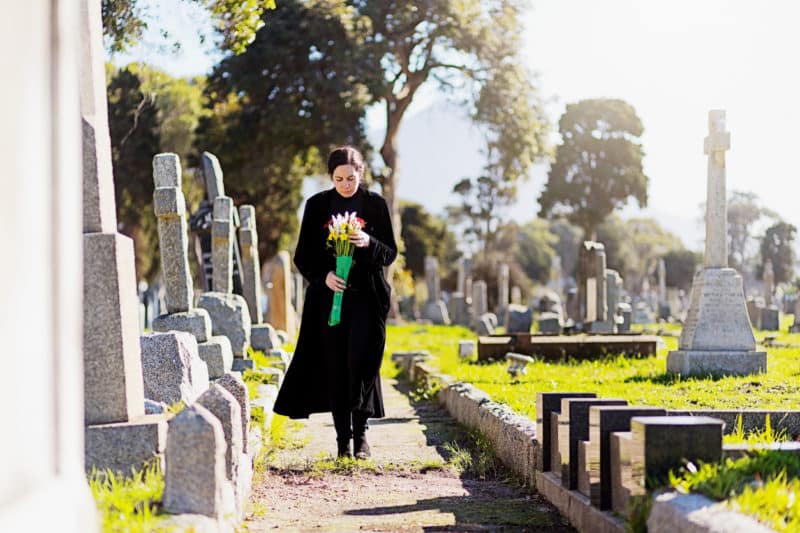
{"left": 383, "top": 321, "right": 800, "bottom": 420}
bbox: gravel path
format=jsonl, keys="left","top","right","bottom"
{"left": 244, "top": 378, "right": 574, "bottom": 532}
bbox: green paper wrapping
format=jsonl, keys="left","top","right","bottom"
{"left": 328, "top": 254, "right": 353, "bottom": 326}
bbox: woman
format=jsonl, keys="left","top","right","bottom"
{"left": 274, "top": 146, "right": 397, "bottom": 459}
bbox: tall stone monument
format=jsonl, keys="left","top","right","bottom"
{"left": 667, "top": 111, "right": 766, "bottom": 376}
{"left": 81, "top": 0, "right": 169, "bottom": 477}
{"left": 422, "top": 256, "right": 450, "bottom": 324}
{"left": 267, "top": 251, "right": 298, "bottom": 338}
{"left": 496, "top": 263, "right": 510, "bottom": 321}
{"left": 0, "top": 1, "right": 96, "bottom": 529}
{"left": 239, "top": 205, "right": 281, "bottom": 351}
{"left": 152, "top": 154, "right": 234, "bottom": 378}
{"left": 759, "top": 260, "right": 780, "bottom": 331}
{"left": 579, "top": 242, "right": 609, "bottom": 332}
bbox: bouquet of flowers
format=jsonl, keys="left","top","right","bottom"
{"left": 325, "top": 211, "right": 365, "bottom": 326}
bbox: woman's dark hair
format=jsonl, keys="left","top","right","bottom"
{"left": 327, "top": 145, "right": 365, "bottom": 177}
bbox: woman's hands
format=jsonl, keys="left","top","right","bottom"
{"left": 326, "top": 271, "right": 347, "bottom": 292}
{"left": 349, "top": 230, "right": 370, "bottom": 248}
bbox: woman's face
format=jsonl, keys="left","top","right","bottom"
{"left": 332, "top": 164, "right": 361, "bottom": 198}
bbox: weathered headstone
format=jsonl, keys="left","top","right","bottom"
{"left": 140, "top": 332, "right": 209, "bottom": 406}
{"left": 1, "top": 1, "right": 95, "bottom": 527}
{"left": 472, "top": 280, "right": 488, "bottom": 323}
{"left": 667, "top": 111, "right": 766, "bottom": 376}
{"left": 163, "top": 404, "right": 230, "bottom": 518}
{"left": 505, "top": 304, "right": 533, "bottom": 333}
{"left": 267, "top": 251, "right": 297, "bottom": 337}
{"left": 197, "top": 385, "right": 242, "bottom": 486}
{"left": 446, "top": 292, "right": 470, "bottom": 326}
{"left": 422, "top": 256, "right": 450, "bottom": 324}
{"left": 152, "top": 154, "right": 233, "bottom": 378}
{"left": 760, "top": 260, "right": 780, "bottom": 330}
{"left": 791, "top": 297, "right": 800, "bottom": 333}
{"left": 496, "top": 263, "right": 510, "bottom": 321}
{"left": 217, "top": 373, "right": 251, "bottom": 453}
{"left": 537, "top": 312, "right": 562, "bottom": 334}
{"left": 579, "top": 241, "right": 609, "bottom": 331}
{"left": 763, "top": 260, "right": 774, "bottom": 307}
{"left": 510, "top": 286, "right": 522, "bottom": 305}
{"left": 657, "top": 258, "right": 669, "bottom": 319}
{"left": 81, "top": 0, "right": 168, "bottom": 479}
{"left": 536, "top": 392, "right": 596, "bottom": 472}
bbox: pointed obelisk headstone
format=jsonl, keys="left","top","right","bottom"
{"left": 667, "top": 110, "right": 766, "bottom": 376}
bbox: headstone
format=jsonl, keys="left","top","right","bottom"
{"left": 536, "top": 392, "right": 596, "bottom": 472}
{"left": 252, "top": 322, "right": 281, "bottom": 351}
{"left": 591, "top": 269, "right": 620, "bottom": 333}
{"left": 505, "top": 304, "right": 533, "bottom": 333}
{"left": 472, "top": 280, "right": 488, "bottom": 321}
{"left": 657, "top": 258, "right": 667, "bottom": 310}
{"left": 554, "top": 397, "right": 627, "bottom": 489}
{"left": 152, "top": 154, "right": 234, "bottom": 377}
{"left": 163, "top": 404, "right": 228, "bottom": 518}
{"left": 81, "top": 0, "right": 170, "bottom": 480}
{"left": 496, "top": 263, "right": 510, "bottom": 320}
{"left": 586, "top": 405, "right": 667, "bottom": 509}
{"left": 627, "top": 416, "right": 723, "bottom": 491}
{"left": 790, "top": 297, "right": 800, "bottom": 333}
{"left": 140, "top": 332, "right": 209, "bottom": 406}
{"left": 422, "top": 257, "right": 450, "bottom": 324}
{"left": 197, "top": 292, "right": 252, "bottom": 358}
{"left": 666, "top": 111, "right": 766, "bottom": 376}
{"left": 538, "top": 312, "right": 561, "bottom": 334}
{"left": 196, "top": 385, "right": 242, "bottom": 486}
{"left": 579, "top": 242, "right": 608, "bottom": 329}
{"left": 511, "top": 286, "right": 522, "bottom": 305}
{"left": 760, "top": 306, "right": 780, "bottom": 331}
{"left": 202, "top": 151, "right": 225, "bottom": 201}
{"left": 458, "top": 340, "right": 476, "bottom": 359}
{"left": 238, "top": 205, "right": 263, "bottom": 324}
{"left": 548, "top": 255, "right": 563, "bottom": 292}
{"left": 446, "top": 292, "right": 469, "bottom": 326}
{"left": 267, "top": 251, "right": 297, "bottom": 337}
{"left": 617, "top": 302, "right": 633, "bottom": 333}
{"left": 1, "top": 1, "right": 96, "bottom": 527}
{"left": 763, "top": 260, "right": 774, "bottom": 307}
{"left": 476, "top": 313, "right": 496, "bottom": 336}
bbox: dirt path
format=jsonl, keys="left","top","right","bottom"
{"left": 244, "top": 378, "right": 574, "bottom": 532}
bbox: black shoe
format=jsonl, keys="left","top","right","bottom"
{"left": 353, "top": 435, "right": 370, "bottom": 459}
{"left": 337, "top": 439, "right": 352, "bottom": 459}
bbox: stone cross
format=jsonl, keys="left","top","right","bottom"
{"left": 424, "top": 256, "right": 440, "bottom": 303}
{"left": 202, "top": 151, "right": 225, "bottom": 202}
{"left": 763, "top": 260, "right": 774, "bottom": 307}
{"left": 238, "top": 205, "right": 263, "bottom": 323}
{"left": 153, "top": 154, "right": 193, "bottom": 313}
{"left": 703, "top": 110, "right": 731, "bottom": 268}
{"left": 212, "top": 197, "right": 234, "bottom": 293}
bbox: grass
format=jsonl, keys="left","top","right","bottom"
{"left": 724, "top": 414, "right": 790, "bottom": 445}
{"left": 88, "top": 461, "right": 169, "bottom": 533}
{"left": 383, "top": 322, "right": 800, "bottom": 419}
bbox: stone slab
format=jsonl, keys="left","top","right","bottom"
{"left": 83, "top": 232, "right": 145, "bottom": 425}
{"left": 610, "top": 431, "right": 633, "bottom": 517}
{"left": 153, "top": 309, "right": 212, "bottom": 343}
{"left": 588, "top": 405, "right": 667, "bottom": 510}
{"left": 232, "top": 359, "right": 255, "bottom": 372}
{"left": 647, "top": 491, "right": 773, "bottom": 533}
{"left": 478, "top": 334, "right": 659, "bottom": 362}
{"left": 536, "top": 392, "right": 596, "bottom": 472}
{"left": 556, "top": 398, "right": 627, "bottom": 489}
{"left": 666, "top": 350, "right": 767, "bottom": 377}
{"left": 629, "top": 416, "right": 723, "bottom": 490}
{"left": 216, "top": 373, "right": 251, "bottom": 453}
{"left": 197, "top": 385, "right": 242, "bottom": 484}
{"left": 251, "top": 323, "right": 279, "bottom": 351}
{"left": 505, "top": 304, "right": 532, "bottom": 333}
{"left": 422, "top": 300, "right": 450, "bottom": 325}
{"left": 535, "top": 471, "right": 625, "bottom": 533}
{"left": 85, "top": 414, "right": 168, "bottom": 476}
{"left": 140, "top": 331, "right": 209, "bottom": 406}
{"left": 163, "top": 404, "right": 227, "bottom": 518}
{"left": 197, "top": 292, "right": 251, "bottom": 357}
{"left": 197, "top": 335, "right": 234, "bottom": 379}
{"left": 668, "top": 409, "right": 800, "bottom": 438}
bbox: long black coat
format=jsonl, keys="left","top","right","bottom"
{"left": 273, "top": 187, "right": 397, "bottom": 419}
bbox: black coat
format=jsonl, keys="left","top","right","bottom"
{"left": 273, "top": 187, "right": 397, "bottom": 419}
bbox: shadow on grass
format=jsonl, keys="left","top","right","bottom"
{"left": 623, "top": 372, "right": 728, "bottom": 385}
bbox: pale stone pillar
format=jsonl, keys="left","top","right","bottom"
{"left": 238, "top": 205, "right": 263, "bottom": 324}
{"left": 0, "top": 0, "right": 96, "bottom": 529}
{"left": 497, "top": 263, "right": 510, "bottom": 314}
{"left": 472, "top": 281, "right": 488, "bottom": 317}
{"left": 763, "top": 260, "right": 774, "bottom": 307}
{"left": 704, "top": 110, "right": 731, "bottom": 268}
{"left": 202, "top": 151, "right": 226, "bottom": 202}
{"left": 212, "top": 196, "right": 234, "bottom": 293}
{"left": 424, "top": 256, "right": 440, "bottom": 303}
{"left": 268, "top": 251, "right": 297, "bottom": 336}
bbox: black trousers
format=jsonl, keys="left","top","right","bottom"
{"left": 332, "top": 409, "right": 369, "bottom": 442}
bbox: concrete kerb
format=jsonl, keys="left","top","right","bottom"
{"left": 396, "top": 354, "right": 777, "bottom": 533}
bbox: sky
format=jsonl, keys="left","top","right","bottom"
{"left": 113, "top": 0, "right": 800, "bottom": 252}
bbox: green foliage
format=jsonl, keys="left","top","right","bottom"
{"left": 102, "top": 0, "right": 274, "bottom": 55}
{"left": 198, "top": 0, "right": 371, "bottom": 261}
{"left": 107, "top": 66, "right": 162, "bottom": 281}
{"left": 663, "top": 248, "right": 701, "bottom": 291}
{"left": 723, "top": 414, "right": 788, "bottom": 445}
{"left": 548, "top": 218, "right": 583, "bottom": 278}
{"left": 539, "top": 99, "right": 648, "bottom": 238}
{"left": 724, "top": 190, "right": 778, "bottom": 273}
{"left": 88, "top": 461, "right": 167, "bottom": 532}
{"left": 759, "top": 221, "right": 796, "bottom": 283}
{"left": 400, "top": 202, "right": 460, "bottom": 280}
{"left": 514, "top": 219, "right": 558, "bottom": 284}
{"left": 448, "top": 176, "right": 516, "bottom": 258}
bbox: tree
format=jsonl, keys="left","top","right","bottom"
{"left": 725, "top": 191, "right": 777, "bottom": 273}
{"left": 107, "top": 66, "right": 162, "bottom": 280}
{"left": 539, "top": 99, "right": 648, "bottom": 238}
{"left": 400, "top": 202, "right": 460, "bottom": 280}
{"left": 447, "top": 175, "right": 516, "bottom": 259}
{"left": 514, "top": 219, "right": 557, "bottom": 284}
{"left": 197, "top": 0, "right": 372, "bottom": 260}
{"left": 349, "top": 0, "right": 548, "bottom": 249}
{"left": 663, "top": 249, "right": 700, "bottom": 291}
{"left": 759, "top": 221, "right": 796, "bottom": 283}
{"left": 548, "top": 218, "right": 583, "bottom": 279}
{"left": 102, "top": 0, "right": 274, "bottom": 54}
